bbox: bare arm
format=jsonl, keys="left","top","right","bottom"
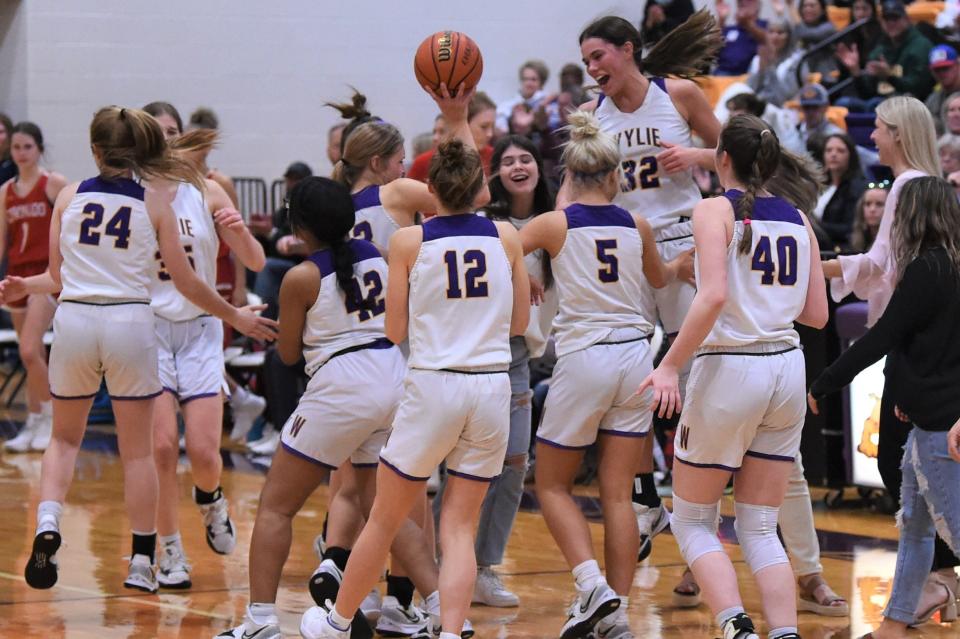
{"left": 276, "top": 262, "right": 317, "bottom": 365}
{"left": 207, "top": 179, "right": 265, "bottom": 271}
{"left": 659, "top": 79, "right": 721, "bottom": 172}
{"left": 638, "top": 198, "right": 730, "bottom": 418}
{"left": 795, "top": 212, "right": 829, "bottom": 328}
{"left": 0, "top": 183, "right": 8, "bottom": 265}
{"left": 384, "top": 227, "right": 421, "bottom": 344}
{"left": 148, "top": 181, "right": 277, "bottom": 341}
{"left": 381, "top": 178, "right": 435, "bottom": 226}
{"left": 636, "top": 215, "right": 682, "bottom": 288}
{"left": 518, "top": 210, "right": 565, "bottom": 258}
{"left": 495, "top": 222, "right": 530, "bottom": 337}
{"left": 48, "top": 183, "right": 78, "bottom": 291}
{"left": 427, "top": 85, "right": 490, "bottom": 207}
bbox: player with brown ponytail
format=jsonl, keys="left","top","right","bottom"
{"left": 639, "top": 114, "right": 827, "bottom": 639}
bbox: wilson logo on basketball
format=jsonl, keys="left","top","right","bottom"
{"left": 437, "top": 32, "right": 452, "bottom": 62}
{"left": 290, "top": 415, "right": 306, "bottom": 438}
{"left": 679, "top": 425, "right": 690, "bottom": 450}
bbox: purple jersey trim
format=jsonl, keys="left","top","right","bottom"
{"left": 675, "top": 456, "right": 741, "bottom": 472}
{"left": 535, "top": 435, "right": 592, "bottom": 451}
{"left": 352, "top": 184, "right": 381, "bottom": 211}
{"left": 77, "top": 176, "right": 145, "bottom": 201}
{"left": 306, "top": 239, "right": 383, "bottom": 279}
{"left": 744, "top": 449, "right": 795, "bottom": 463}
{"left": 110, "top": 389, "right": 163, "bottom": 401}
{"left": 281, "top": 442, "right": 337, "bottom": 470}
{"left": 597, "top": 428, "right": 650, "bottom": 438}
{"left": 447, "top": 468, "right": 496, "bottom": 483}
{"left": 723, "top": 190, "right": 804, "bottom": 226}
{"left": 564, "top": 203, "right": 635, "bottom": 230}
{"left": 379, "top": 455, "right": 429, "bottom": 481}
{"left": 421, "top": 213, "right": 498, "bottom": 242}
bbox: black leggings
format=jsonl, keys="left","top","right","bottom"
{"left": 878, "top": 369, "right": 959, "bottom": 572}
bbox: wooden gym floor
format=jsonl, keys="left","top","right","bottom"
{"left": 0, "top": 421, "right": 956, "bottom": 638}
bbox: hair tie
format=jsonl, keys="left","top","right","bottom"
{"left": 743, "top": 218, "right": 752, "bottom": 226}
{"left": 760, "top": 129, "right": 771, "bottom": 139}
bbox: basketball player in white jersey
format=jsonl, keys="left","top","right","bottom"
{"left": 520, "top": 111, "right": 692, "bottom": 639}
{"left": 217, "top": 176, "right": 441, "bottom": 639}
{"left": 4, "top": 106, "right": 276, "bottom": 593}
{"left": 140, "top": 104, "right": 269, "bottom": 589}
{"left": 577, "top": 11, "right": 724, "bottom": 566}
{"left": 639, "top": 115, "right": 828, "bottom": 639}
{"left": 299, "top": 95, "right": 529, "bottom": 639}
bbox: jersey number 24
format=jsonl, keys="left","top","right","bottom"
{"left": 78, "top": 203, "right": 131, "bottom": 249}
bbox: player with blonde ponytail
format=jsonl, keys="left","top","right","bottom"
{"left": 519, "top": 110, "right": 693, "bottom": 638}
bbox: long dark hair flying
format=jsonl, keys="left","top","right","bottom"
{"left": 484, "top": 135, "right": 555, "bottom": 288}
{"left": 579, "top": 10, "right": 722, "bottom": 79}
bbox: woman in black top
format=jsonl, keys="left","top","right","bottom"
{"left": 809, "top": 176, "right": 960, "bottom": 637}
{"left": 814, "top": 133, "right": 866, "bottom": 247}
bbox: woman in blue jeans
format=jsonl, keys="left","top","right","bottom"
{"left": 809, "top": 176, "right": 960, "bottom": 638}
{"left": 433, "top": 135, "right": 557, "bottom": 607}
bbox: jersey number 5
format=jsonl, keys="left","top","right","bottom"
{"left": 78, "top": 203, "right": 132, "bottom": 249}
{"left": 444, "top": 250, "right": 488, "bottom": 298}
{"left": 595, "top": 239, "right": 619, "bottom": 283}
{"left": 751, "top": 235, "right": 798, "bottom": 286}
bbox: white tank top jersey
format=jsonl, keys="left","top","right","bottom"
{"left": 595, "top": 78, "right": 702, "bottom": 233}
{"left": 407, "top": 214, "right": 513, "bottom": 372}
{"left": 301, "top": 239, "right": 391, "bottom": 376}
{"left": 59, "top": 177, "right": 157, "bottom": 303}
{"left": 351, "top": 185, "right": 401, "bottom": 249}
{"left": 701, "top": 190, "right": 810, "bottom": 349}
{"left": 150, "top": 183, "right": 219, "bottom": 321}
{"left": 551, "top": 203, "right": 653, "bottom": 357}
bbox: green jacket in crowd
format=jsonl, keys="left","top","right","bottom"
{"left": 855, "top": 26, "right": 934, "bottom": 101}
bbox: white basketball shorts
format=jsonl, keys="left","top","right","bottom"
{"left": 155, "top": 315, "right": 225, "bottom": 403}
{"left": 49, "top": 301, "right": 161, "bottom": 400}
{"left": 280, "top": 344, "right": 405, "bottom": 469}
{"left": 537, "top": 333, "right": 654, "bottom": 450}
{"left": 675, "top": 342, "right": 806, "bottom": 471}
{"left": 380, "top": 368, "right": 510, "bottom": 482}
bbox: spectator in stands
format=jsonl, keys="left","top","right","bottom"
{"left": 943, "top": 93, "right": 960, "bottom": 138}
{"left": 747, "top": 18, "right": 805, "bottom": 106}
{"left": 407, "top": 114, "right": 448, "bottom": 181}
{"left": 847, "top": 183, "right": 888, "bottom": 252}
{"left": 0, "top": 113, "right": 15, "bottom": 186}
{"left": 926, "top": 46, "right": 960, "bottom": 134}
{"left": 847, "top": 0, "right": 883, "bottom": 58}
{"left": 949, "top": 170, "right": 960, "bottom": 199}
{"left": 813, "top": 133, "right": 867, "bottom": 247}
{"left": 641, "top": 0, "right": 696, "bottom": 47}
{"left": 253, "top": 161, "right": 313, "bottom": 319}
{"left": 940, "top": 133, "right": 960, "bottom": 176}
{"left": 726, "top": 92, "right": 806, "bottom": 155}
{"left": 495, "top": 60, "right": 550, "bottom": 136}
{"left": 798, "top": 83, "right": 843, "bottom": 150}
{"left": 327, "top": 123, "right": 346, "bottom": 168}
{"left": 714, "top": 0, "right": 768, "bottom": 76}
{"left": 795, "top": 0, "right": 840, "bottom": 85}
{"left": 836, "top": 0, "right": 935, "bottom": 112}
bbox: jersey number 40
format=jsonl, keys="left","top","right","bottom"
{"left": 751, "top": 235, "right": 798, "bottom": 286}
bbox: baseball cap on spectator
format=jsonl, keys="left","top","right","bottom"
{"left": 799, "top": 83, "right": 829, "bottom": 107}
{"left": 879, "top": 0, "right": 906, "bottom": 19}
{"left": 930, "top": 45, "right": 958, "bottom": 70}
{"left": 283, "top": 161, "right": 313, "bottom": 180}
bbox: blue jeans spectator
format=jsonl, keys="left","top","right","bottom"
{"left": 883, "top": 427, "right": 960, "bottom": 624}
{"left": 254, "top": 257, "right": 296, "bottom": 320}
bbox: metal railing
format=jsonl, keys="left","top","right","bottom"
{"left": 795, "top": 18, "right": 871, "bottom": 97}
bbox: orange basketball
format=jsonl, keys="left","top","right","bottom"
{"left": 414, "top": 31, "right": 483, "bottom": 96}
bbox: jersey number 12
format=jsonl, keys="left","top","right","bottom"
{"left": 444, "top": 250, "right": 488, "bottom": 298}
